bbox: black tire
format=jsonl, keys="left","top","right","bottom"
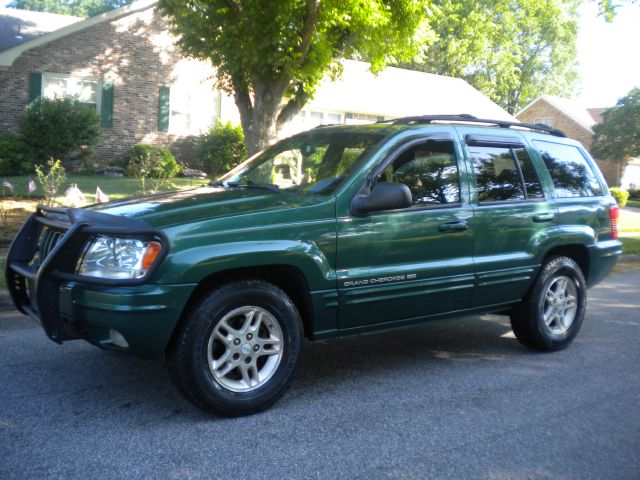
{"left": 167, "top": 280, "right": 303, "bottom": 416}
{"left": 510, "top": 256, "right": 587, "bottom": 352}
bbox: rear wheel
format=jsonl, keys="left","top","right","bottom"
{"left": 510, "top": 256, "right": 587, "bottom": 351}
{"left": 167, "top": 280, "right": 303, "bottom": 416}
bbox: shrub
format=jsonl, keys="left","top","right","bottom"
{"left": 35, "top": 158, "right": 67, "bottom": 206}
{"left": 0, "top": 133, "right": 36, "bottom": 175}
{"left": 609, "top": 187, "right": 629, "bottom": 208}
{"left": 20, "top": 97, "right": 101, "bottom": 164}
{"left": 196, "top": 121, "right": 246, "bottom": 177}
{"left": 125, "top": 144, "right": 180, "bottom": 179}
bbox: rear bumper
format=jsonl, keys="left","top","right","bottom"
{"left": 5, "top": 206, "right": 193, "bottom": 354}
{"left": 587, "top": 239, "right": 623, "bottom": 287}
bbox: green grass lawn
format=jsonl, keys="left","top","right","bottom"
{"left": 628, "top": 199, "right": 640, "bottom": 208}
{"left": 621, "top": 237, "right": 640, "bottom": 255}
{"left": 619, "top": 208, "right": 640, "bottom": 233}
{"left": 2, "top": 175, "right": 207, "bottom": 203}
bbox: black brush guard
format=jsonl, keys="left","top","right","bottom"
{"left": 5, "top": 206, "right": 167, "bottom": 343}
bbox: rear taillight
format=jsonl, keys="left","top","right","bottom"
{"left": 609, "top": 204, "right": 619, "bottom": 239}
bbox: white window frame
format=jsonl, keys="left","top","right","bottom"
{"left": 41, "top": 73, "right": 102, "bottom": 114}
{"left": 533, "top": 117, "right": 555, "bottom": 127}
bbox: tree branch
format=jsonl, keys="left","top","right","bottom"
{"left": 223, "top": 0, "right": 243, "bottom": 19}
{"left": 299, "top": 0, "right": 321, "bottom": 64}
{"left": 276, "top": 88, "right": 311, "bottom": 130}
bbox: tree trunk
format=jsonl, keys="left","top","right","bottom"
{"left": 233, "top": 83, "right": 284, "bottom": 157}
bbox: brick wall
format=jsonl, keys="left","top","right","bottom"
{"left": 517, "top": 100, "right": 618, "bottom": 185}
{"left": 0, "top": 6, "right": 214, "bottom": 167}
{"left": 517, "top": 101, "right": 593, "bottom": 148}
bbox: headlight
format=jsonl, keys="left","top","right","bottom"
{"left": 77, "top": 235, "right": 162, "bottom": 280}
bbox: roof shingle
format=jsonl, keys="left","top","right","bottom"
{"left": 0, "top": 8, "right": 81, "bottom": 53}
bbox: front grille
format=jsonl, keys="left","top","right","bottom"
{"left": 39, "top": 228, "right": 64, "bottom": 260}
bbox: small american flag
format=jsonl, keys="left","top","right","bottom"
{"left": 2, "top": 179, "right": 14, "bottom": 192}
{"left": 95, "top": 186, "right": 110, "bottom": 203}
{"left": 28, "top": 176, "right": 37, "bottom": 193}
{"left": 64, "top": 184, "right": 85, "bottom": 206}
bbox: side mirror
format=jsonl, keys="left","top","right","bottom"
{"left": 351, "top": 182, "right": 412, "bottom": 215}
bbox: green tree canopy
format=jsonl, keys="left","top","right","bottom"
{"left": 159, "top": 0, "right": 432, "bottom": 154}
{"left": 7, "top": 0, "right": 133, "bottom": 17}
{"left": 592, "top": 87, "right": 640, "bottom": 185}
{"left": 402, "top": 0, "right": 579, "bottom": 114}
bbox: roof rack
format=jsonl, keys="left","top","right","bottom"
{"left": 379, "top": 114, "right": 566, "bottom": 137}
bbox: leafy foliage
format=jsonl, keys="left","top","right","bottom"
{"left": 159, "top": 0, "right": 432, "bottom": 154}
{"left": 0, "top": 134, "right": 36, "bottom": 176}
{"left": 7, "top": 0, "right": 133, "bottom": 17}
{"left": 592, "top": 87, "right": 640, "bottom": 185}
{"left": 403, "top": 0, "right": 579, "bottom": 114}
{"left": 125, "top": 144, "right": 180, "bottom": 195}
{"left": 197, "top": 121, "right": 247, "bottom": 178}
{"left": 20, "top": 96, "right": 101, "bottom": 164}
{"left": 609, "top": 187, "right": 629, "bottom": 207}
{"left": 125, "top": 144, "right": 180, "bottom": 179}
{"left": 35, "top": 158, "right": 67, "bottom": 206}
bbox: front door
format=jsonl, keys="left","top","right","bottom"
{"left": 336, "top": 137, "right": 475, "bottom": 331}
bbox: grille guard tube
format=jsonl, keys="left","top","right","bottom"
{"left": 5, "top": 206, "right": 169, "bottom": 343}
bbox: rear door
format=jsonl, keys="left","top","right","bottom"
{"left": 336, "top": 134, "right": 475, "bottom": 330}
{"left": 456, "top": 128, "right": 557, "bottom": 308}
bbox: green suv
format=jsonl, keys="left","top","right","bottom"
{"left": 6, "top": 115, "right": 622, "bottom": 415}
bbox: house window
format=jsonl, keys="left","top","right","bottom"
{"left": 294, "top": 110, "right": 343, "bottom": 129}
{"left": 345, "top": 112, "right": 382, "bottom": 125}
{"left": 169, "top": 85, "right": 220, "bottom": 135}
{"left": 533, "top": 117, "right": 554, "bottom": 127}
{"left": 42, "top": 74, "right": 100, "bottom": 112}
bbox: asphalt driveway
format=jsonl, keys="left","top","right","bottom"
{"left": 1, "top": 264, "right": 639, "bottom": 479}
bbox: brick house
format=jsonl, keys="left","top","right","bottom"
{"left": 1, "top": 0, "right": 515, "bottom": 168}
{"left": 516, "top": 94, "right": 625, "bottom": 186}
{"left": 0, "top": 0, "right": 224, "bottom": 165}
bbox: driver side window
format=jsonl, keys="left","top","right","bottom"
{"left": 381, "top": 140, "right": 460, "bottom": 206}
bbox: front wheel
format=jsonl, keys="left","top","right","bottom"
{"left": 510, "top": 256, "right": 587, "bottom": 351}
{"left": 167, "top": 280, "right": 303, "bottom": 416}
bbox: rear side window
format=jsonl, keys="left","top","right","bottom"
{"left": 533, "top": 141, "right": 603, "bottom": 197}
{"left": 469, "top": 145, "right": 544, "bottom": 202}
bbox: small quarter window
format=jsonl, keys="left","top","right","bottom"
{"left": 514, "top": 147, "right": 544, "bottom": 199}
{"left": 382, "top": 140, "right": 460, "bottom": 206}
{"left": 533, "top": 141, "right": 603, "bottom": 197}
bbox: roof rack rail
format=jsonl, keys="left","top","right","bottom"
{"left": 379, "top": 114, "right": 566, "bottom": 137}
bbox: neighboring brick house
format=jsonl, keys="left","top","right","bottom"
{"left": 0, "top": 0, "right": 223, "bottom": 165}
{"left": 516, "top": 95, "right": 620, "bottom": 185}
{"left": 1, "top": 0, "right": 516, "bottom": 168}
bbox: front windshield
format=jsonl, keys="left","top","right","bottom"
{"left": 220, "top": 129, "right": 384, "bottom": 194}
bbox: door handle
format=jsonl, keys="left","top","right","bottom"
{"left": 533, "top": 212, "right": 555, "bottom": 222}
{"left": 438, "top": 221, "right": 469, "bottom": 232}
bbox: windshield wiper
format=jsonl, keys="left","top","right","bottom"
{"left": 224, "top": 180, "right": 286, "bottom": 194}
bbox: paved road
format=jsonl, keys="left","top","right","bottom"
{"left": 1, "top": 265, "right": 639, "bottom": 479}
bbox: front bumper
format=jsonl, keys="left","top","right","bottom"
{"left": 5, "top": 206, "right": 194, "bottom": 354}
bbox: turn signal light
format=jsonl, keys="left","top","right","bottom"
{"left": 142, "top": 241, "right": 162, "bottom": 270}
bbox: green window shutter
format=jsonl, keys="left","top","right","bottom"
{"left": 100, "top": 81, "right": 114, "bottom": 127}
{"left": 158, "top": 85, "right": 170, "bottom": 132}
{"left": 28, "top": 73, "right": 42, "bottom": 105}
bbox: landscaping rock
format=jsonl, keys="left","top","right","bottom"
{"left": 181, "top": 168, "right": 208, "bottom": 179}
{"left": 95, "top": 166, "right": 126, "bottom": 177}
